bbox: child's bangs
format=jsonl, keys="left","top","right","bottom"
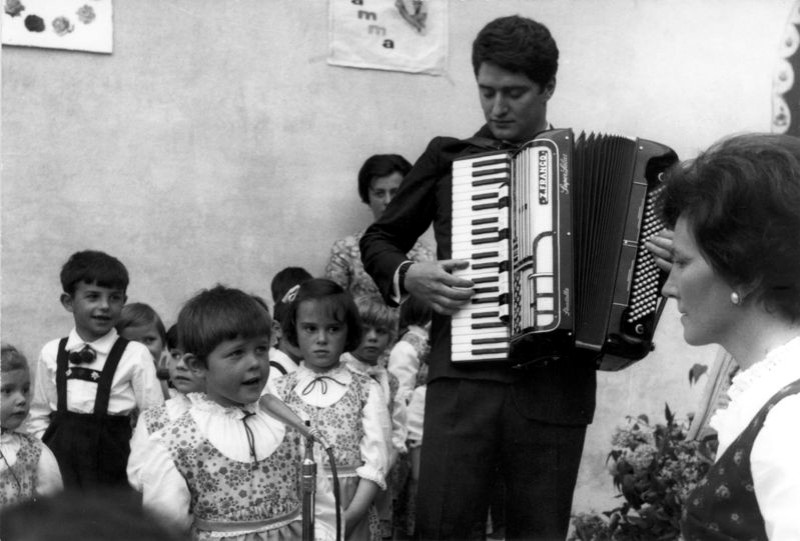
{"left": 205, "top": 301, "right": 271, "bottom": 346}
{"left": 314, "top": 294, "right": 351, "bottom": 325}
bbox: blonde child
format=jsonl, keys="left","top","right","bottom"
{"left": 1, "top": 345, "right": 63, "bottom": 508}
{"left": 386, "top": 295, "right": 432, "bottom": 407}
{"left": 387, "top": 296, "right": 431, "bottom": 538}
{"left": 270, "top": 279, "right": 391, "bottom": 540}
{"left": 343, "top": 295, "right": 407, "bottom": 539}
{"left": 127, "top": 329, "right": 205, "bottom": 491}
{"left": 116, "top": 302, "right": 171, "bottom": 400}
{"left": 138, "top": 285, "right": 335, "bottom": 540}
{"left": 29, "top": 250, "right": 164, "bottom": 490}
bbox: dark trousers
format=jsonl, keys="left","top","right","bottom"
{"left": 43, "top": 411, "right": 132, "bottom": 491}
{"left": 416, "top": 378, "right": 587, "bottom": 541}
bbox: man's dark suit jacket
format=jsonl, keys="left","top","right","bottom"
{"left": 361, "top": 125, "right": 596, "bottom": 426}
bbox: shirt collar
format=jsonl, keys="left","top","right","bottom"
{"left": 66, "top": 327, "right": 119, "bottom": 355}
{"left": 342, "top": 352, "right": 382, "bottom": 377}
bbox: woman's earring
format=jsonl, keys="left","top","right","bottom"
{"left": 730, "top": 292, "right": 741, "bottom": 305}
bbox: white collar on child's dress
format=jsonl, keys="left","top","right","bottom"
{"left": 187, "top": 392, "right": 258, "bottom": 419}
{"left": 65, "top": 327, "right": 119, "bottom": 354}
{"left": 293, "top": 363, "right": 352, "bottom": 408}
{"left": 0, "top": 430, "right": 24, "bottom": 469}
{"left": 709, "top": 335, "right": 800, "bottom": 455}
{"left": 175, "top": 392, "right": 286, "bottom": 462}
{"left": 341, "top": 352, "right": 384, "bottom": 378}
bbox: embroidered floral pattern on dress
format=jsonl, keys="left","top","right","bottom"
{"left": 142, "top": 403, "right": 168, "bottom": 434}
{"left": 272, "top": 371, "right": 369, "bottom": 471}
{"left": 0, "top": 434, "right": 42, "bottom": 507}
{"left": 163, "top": 411, "right": 302, "bottom": 527}
{"left": 325, "top": 231, "right": 434, "bottom": 299}
{"left": 680, "top": 378, "right": 800, "bottom": 541}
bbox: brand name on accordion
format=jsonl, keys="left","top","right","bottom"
{"left": 537, "top": 149, "right": 550, "bottom": 204}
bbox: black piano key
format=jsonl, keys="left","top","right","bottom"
{"left": 472, "top": 322, "right": 507, "bottom": 329}
{"left": 471, "top": 237, "right": 500, "bottom": 245}
{"left": 471, "top": 217, "right": 498, "bottom": 225}
{"left": 473, "top": 251, "right": 499, "bottom": 259}
{"left": 473, "top": 276, "right": 498, "bottom": 284}
{"left": 471, "top": 337, "right": 508, "bottom": 345}
{"left": 472, "top": 193, "right": 497, "bottom": 201}
{"left": 472, "top": 227, "right": 498, "bottom": 235}
{"left": 472, "top": 311, "right": 499, "bottom": 319}
{"left": 473, "top": 261, "right": 500, "bottom": 270}
{"left": 473, "top": 287, "right": 499, "bottom": 295}
{"left": 470, "top": 348, "right": 508, "bottom": 356}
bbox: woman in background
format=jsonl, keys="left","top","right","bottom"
{"left": 325, "top": 154, "right": 433, "bottom": 300}
{"left": 661, "top": 133, "right": 800, "bottom": 540}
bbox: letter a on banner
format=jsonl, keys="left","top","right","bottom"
{"left": 328, "top": 0, "right": 448, "bottom": 75}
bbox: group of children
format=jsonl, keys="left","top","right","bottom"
{"left": 0, "top": 249, "right": 432, "bottom": 541}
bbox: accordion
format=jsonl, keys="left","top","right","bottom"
{"left": 450, "top": 128, "right": 678, "bottom": 370}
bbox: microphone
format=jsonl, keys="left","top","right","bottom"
{"left": 260, "top": 394, "right": 333, "bottom": 450}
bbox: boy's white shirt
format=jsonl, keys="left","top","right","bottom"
{"left": 28, "top": 328, "right": 164, "bottom": 439}
{"left": 267, "top": 346, "right": 298, "bottom": 386}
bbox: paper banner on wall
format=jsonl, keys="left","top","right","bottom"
{"left": 328, "top": 0, "right": 448, "bottom": 75}
{"left": 2, "top": 0, "right": 113, "bottom": 54}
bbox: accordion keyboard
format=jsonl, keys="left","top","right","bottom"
{"left": 450, "top": 153, "right": 512, "bottom": 362}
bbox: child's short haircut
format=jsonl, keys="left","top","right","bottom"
{"left": 1, "top": 344, "right": 29, "bottom": 372}
{"left": 177, "top": 284, "right": 272, "bottom": 364}
{"left": 399, "top": 295, "right": 433, "bottom": 332}
{"left": 165, "top": 324, "right": 179, "bottom": 351}
{"left": 270, "top": 266, "right": 313, "bottom": 303}
{"left": 355, "top": 294, "right": 398, "bottom": 341}
{"left": 60, "top": 250, "right": 129, "bottom": 295}
{"left": 281, "top": 278, "right": 362, "bottom": 352}
{"left": 116, "top": 303, "right": 167, "bottom": 342}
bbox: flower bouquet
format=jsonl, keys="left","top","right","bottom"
{"left": 570, "top": 405, "right": 716, "bottom": 541}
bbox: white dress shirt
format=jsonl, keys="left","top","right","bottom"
{"left": 28, "top": 328, "right": 164, "bottom": 439}
{"left": 709, "top": 335, "right": 800, "bottom": 540}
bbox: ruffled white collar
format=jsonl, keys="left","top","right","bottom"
{"left": 710, "top": 335, "right": 800, "bottom": 456}
{"left": 187, "top": 392, "right": 259, "bottom": 419}
{"left": 727, "top": 336, "right": 800, "bottom": 400}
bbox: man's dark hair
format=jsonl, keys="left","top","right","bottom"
{"left": 472, "top": 15, "right": 559, "bottom": 87}
{"left": 60, "top": 250, "right": 129, "bottom": 295}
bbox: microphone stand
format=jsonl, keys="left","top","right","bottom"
{"left": 302, "top": 428, "right": 316, "bottom": 541}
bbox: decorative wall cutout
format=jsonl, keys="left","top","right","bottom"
{"left": 2, "top": 0, "right": 113, "bottom": 54}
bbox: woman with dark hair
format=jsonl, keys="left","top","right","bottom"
{"left": 325, "top": 154, "right": 433, "bottom": 299}
{"left": 660, "top": 133, "right": 800, "bottom": 540}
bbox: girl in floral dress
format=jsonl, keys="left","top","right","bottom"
{"left": 1, "top": 344, "right": 62, "bottom": 509}
{"left": 270, "top": 279, "right": 391, "bottom": 541}
{"left": 138, "top": 286, "right": 335, "bottom": 541}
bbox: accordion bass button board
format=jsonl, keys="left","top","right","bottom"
{"left": 449, "top": 128, "right": 679, "bottom": 370}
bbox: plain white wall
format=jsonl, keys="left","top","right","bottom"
{"left": 1, "top": 0, "right": 793, "bottom": 519}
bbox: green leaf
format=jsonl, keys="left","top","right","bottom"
{"left": 688, "top": 363, "right": 708, "bottom": 385}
